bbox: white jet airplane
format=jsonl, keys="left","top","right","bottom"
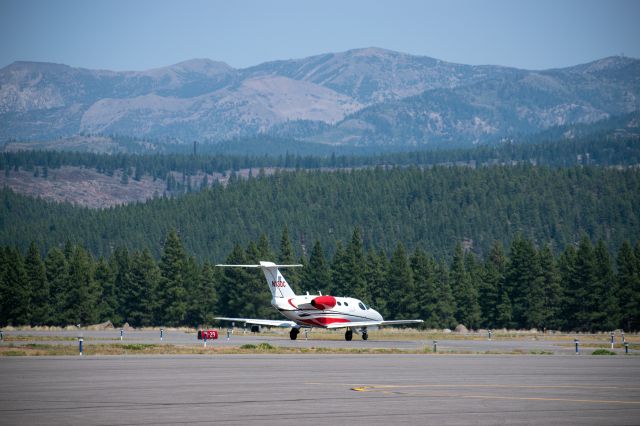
{"left": 215, "top": 261, "right": 423, "bottom": 341}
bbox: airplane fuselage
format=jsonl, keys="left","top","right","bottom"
{"left": 273, "top": 295, "right": 383, "bottom": 328}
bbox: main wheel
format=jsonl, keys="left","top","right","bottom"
{"left": 345, "top": 329, "right": 353, "bottom": 341}
{"left": 290, "top": 328, "right": 299, "bottom": 340}
{"left": 362, "top": 331, "right": 368, "bottom": 340}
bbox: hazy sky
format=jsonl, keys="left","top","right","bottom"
{"left": 1, "top": 0, "right": 639, "bottom": 71}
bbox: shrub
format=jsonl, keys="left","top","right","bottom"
{"left": 592, "top": 349, "right": 616, "bottom": 356}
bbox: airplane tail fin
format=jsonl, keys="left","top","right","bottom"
{"left": 216, "top": 261, "right": 301, "bottom": 299}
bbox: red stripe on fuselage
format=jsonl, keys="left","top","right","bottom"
{"left": 299, "top": 317, "right": 351, "bottom": 327}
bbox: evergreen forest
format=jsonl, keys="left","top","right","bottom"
{"left": 2, "top": 165, "right": 639, "bottom": 261}
{"left": 2, "top": 134, "right": 640, "bottom": 332}
{"left": 1, "top": 229, "right": 639, "bottom": 332}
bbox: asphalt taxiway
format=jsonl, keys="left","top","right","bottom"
{"left": 1, "top": 354, "right": 639, "bottom": 425}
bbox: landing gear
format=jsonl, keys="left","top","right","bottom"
{"left": 362, "top": 330, "right": 368, "bottom": 340}
{"left": 345, "top": 329, "right": 353, "bottom": 341}
{"left": 290, "top": 328, "right": 299, "bottom": 340}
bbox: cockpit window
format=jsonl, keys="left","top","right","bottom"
{"left": 358, "top": 302, "right": 366, "bottom": 310}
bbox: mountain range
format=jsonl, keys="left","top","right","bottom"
{"left": 1, "top": 48, "right": 639, "bottom": 150}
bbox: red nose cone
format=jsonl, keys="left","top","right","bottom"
{"left": 311, "top": 295, "right": 337, "bottom": 310}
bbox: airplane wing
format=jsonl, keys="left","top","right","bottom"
{"left": 325, "top": 319, "right": 424, "bottom": 329}
{"left": 214, "top": 317, "right": 297, "bottom": 328}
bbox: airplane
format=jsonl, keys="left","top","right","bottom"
{"left": 215, "top": 261, "right": 423, "bottom": 341}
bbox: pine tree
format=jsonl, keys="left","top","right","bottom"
{"left": 25, "top": 242, "right": 50, "bottom": 325}
{"left": 66, "top": 245, "right": 99, "bottom": 326}
{"left": 278, "top": 226, "right": 300, "bottom": 293}
{"left": 450, "top": 243, "right": 480, "bottom": 329}
{"left": 571, "top": 236, "right": 598, "bottom": 331}
{"left": 198, "top": 261, "right": 219, "bottom": 326}
{"left": 505, "top": 236, "right": 542, "bottom": 329}
{"left": 128, "top": 249, "right": 159, "bottom": 327}
{"left": 558, "top": 244, "right": 578, "bottom": 330}
{"left": 0, "top": 247, "right": 30, "bottom": 325}
{"left": 330, "top": 242, "right": 349, "bottom": 297}
{"left": 242, "top": 242, "right": 272, "bottom": 319}
{"left": 411, "top": 247, "right": 437, "bottom": 328}
{"left": 617, "top": 241, "right": 640, "bottom": 331}
{"left": 464, "top": 251, "right": 484, "bottom": 329}
{"left": 94, "top": 257, "right": 119, "bottom": 324}
{"left": 256, "top": 234, "right": 275, "bottom": 261}
{"left": 45, "top": 247, "right": 68, "bottom": 325}
{"left": 112, "top": 247, "right": 132, "bottom": 325}
{"left": 306, "top": 240, "right": 331, "bottom": 295}
{"left": 182, "top": 254, "right": 202, "bottom": 326}
{"left": 365, "top": 249, "right": 389, "bottom": 318}
{"left": 218, "top": 244, "right": 250, "bottom": 318}
{"left": 346, "top": 227, "right": 367, "bottom": 300}
{"left": 496, "top": 289, "right": 513, "bottom": 329}
{"left": 537, "top": 244, "right": 564, "bottom": 331}
{"left": 482, "top": 241, "right": 506, "bottom": 329}
{"left": 0, "top": 248, "right": 8, "bottom": 325}
{"left": 386, "top": 243, "right": 417, "bottom": 320}
{"left": 158, "top": 230, "right": 188, "bottom": 326}
{"left": 592, "top": 240, "right": 619, "bottom": 331}
{"left": 434, "top": 259, "right": 456, "bottom": 329}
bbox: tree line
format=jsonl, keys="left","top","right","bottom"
{"left": 2, "top": 165, "right": 639, "bottom": 264}
{"left": 2, "top": 135, "right": 639, "bottom": 183}
{"left": 1, "top": 228, "right": 639, "bottom": 331}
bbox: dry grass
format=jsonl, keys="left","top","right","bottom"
{"left": 0, "top": 343, "right": 417, "bottom": 356}
{"left": 0, "top": 343, "right": 579, "bottom": 357}
{"left": 1, "top": 341, "right": 636, "bottom": 357}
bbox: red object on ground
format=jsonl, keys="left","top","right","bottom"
{"left": 197, "top": 330, "right": 219, "bottom": 340}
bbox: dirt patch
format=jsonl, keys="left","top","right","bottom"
{"left": 0, "top": 166, "right": 166, "bottom": 208}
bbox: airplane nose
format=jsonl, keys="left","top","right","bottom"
{"left": 372, "top": 309, "right": 383, "bottom": 321}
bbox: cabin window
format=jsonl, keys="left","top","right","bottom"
{"left": 344, "top": 302, "right": 349, "bottom": 306}
{"left": 337, "top": 301, "right": 342, "bottom": 306}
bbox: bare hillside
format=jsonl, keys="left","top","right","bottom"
{"left": 0, "top": 167, "right": 166, "bottom": 208}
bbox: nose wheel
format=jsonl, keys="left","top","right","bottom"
{"left": 362, "top": 330, "right": 368, "bottom": 340}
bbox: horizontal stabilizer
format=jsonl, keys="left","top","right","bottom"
{"left": 216, "top": 263, "right": 302, "bottom": 268}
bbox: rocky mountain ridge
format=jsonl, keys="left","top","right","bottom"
{"left": 1, "top": 48, "right": 638, "bottom": 148}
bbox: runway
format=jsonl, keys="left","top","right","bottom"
{"left": 1, "top": 354, "right": 639, "bottom": 425}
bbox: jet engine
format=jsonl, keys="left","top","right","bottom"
{"left": 311, "top": 295, "right": 337, "bottom": 310}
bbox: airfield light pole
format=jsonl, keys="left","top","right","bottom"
{"left": 120, "top": 328, "right": 124, "bottom": 341}
{"left": 621, "top": 332, "right": 625, "bottom": 344}
{"left": 203, "top": 333, "right": 207, "bottom": 347}
{"left": 625, "top": 342, "right": 629, "bottom": 354}
{"left": 160, "top": 328, "right": 164, "bottom": 341}
{"left": 574, "top": 338, "right": 580, "bottom": 355}
{"left": 433, "top": 340, "right": 438, "bottom": 353}
{"left": 488, "top": 330, "right": 492, "bottom": 341}
{"left": 78, "top": 336, "right": 84, "bottom": 356}
{"left": 611, "top": 332, "right": 615, "bottom": 349}
{"left": 227, "top": 322, "right": 234, "bottom": 340}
